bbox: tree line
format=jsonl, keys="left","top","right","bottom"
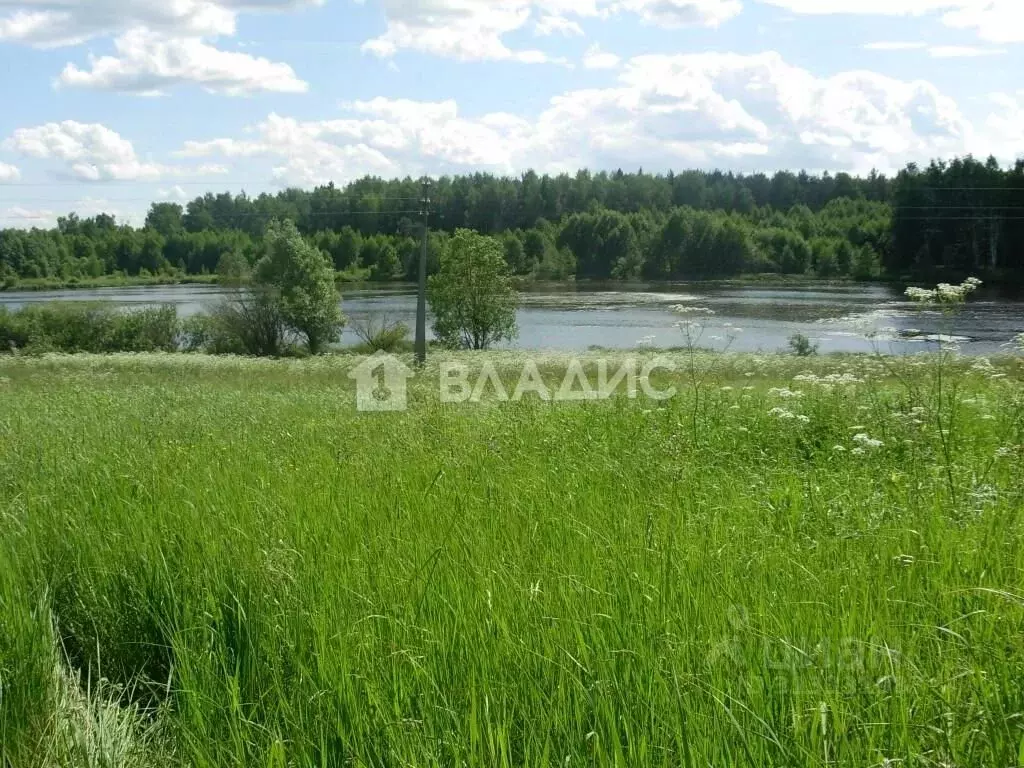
{"left": 2, "top": 156, "right": 1022, "bottom": 286}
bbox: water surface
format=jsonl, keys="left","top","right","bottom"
{"left": 2, "top": 282, "right": 1021, "bottom": 355}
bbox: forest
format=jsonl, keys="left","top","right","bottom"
{"left": 1, "top": 155, "right": 1022, "bottom": 287}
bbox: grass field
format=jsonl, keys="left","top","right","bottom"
{"left": 1, "top": 350, "right": 1023, "bottom": 767}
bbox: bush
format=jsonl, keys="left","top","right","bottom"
{"left": 188, "top": 289, "right": 286, "bottom": 356}
{"left": 350, "top": 315, "right": 411, "bottom": 353}
{"left": 0, "top": 302, "right": 180, "bottom": 354}
{"left": 788, "top": 332, "right": 819, "bottom": 357}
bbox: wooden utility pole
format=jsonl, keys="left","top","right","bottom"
{"left": 415, "top": 178, "right": 430, "bottom": 366}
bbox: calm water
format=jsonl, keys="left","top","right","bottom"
{"left": 2, "top": 282, "right": 1023, "bottom": 355}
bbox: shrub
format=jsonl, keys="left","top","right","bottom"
{"left": 191, "top": 289, "right": 286, "bottom": 357}
{"left": 788, "top": 332, "right": 819, "bottom": 357}
{"left": 350, "top": 315, "right": 411, "bottom": 353}
{"left": 0, "top": 302, "right": 180, "bottom": 354}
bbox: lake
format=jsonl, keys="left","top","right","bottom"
{"left": 2, "top": 282, "right": 1022, "bottom": 355}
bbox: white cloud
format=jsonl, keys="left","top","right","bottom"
{"left": 0, "top": 0, "right": 321, "bottom": 47}
{"left": 0, "top": 162, "right": 19, "bottom": 182}
{"left": 1, "top": 197, "right": 142, "bottom": 228}
{"left": 618, "top": 0, "right": 741, "bottom": 27}
{"left": 158, "top": 184, "right": 189, "bottom": 200}
{"left": 928, "top": 44, "right": 1005, "bottom": 57}
{"left": 582, "top": 43, "right": 620, "bottom": 69}
{"left": 981, "top": 91, "right": 1024, "bottom": 161}
{"left": 1, "top": 206, "right": 56, "bottom": 227}
{"left": 360, "top": 0, "right": 741, "bottom": 62}
{"left": 941, "top": 2, "right": 1024, "bottom": 44}
{"left": 56, "top": 28, "right": 308, "bottom": 95}
{"left": 758, "top": 0, "right": 1024, "bottom": 44}
{"left": 3, "top": 120, "right": 227, "bottom": 181}
{"left": 863, "top": 41, "right": 927, "bottom": 50}
{"left": 179, "top": 51, "right": 974, "bottom": 184}
{"left": 534, "top": 13, "right": 583, "bottom": 35}
{"left": 862, "top": 41, "right": 1006, "bottom": 56}
{"left": 178, "top": 100, "right": 532, "bottom": 185}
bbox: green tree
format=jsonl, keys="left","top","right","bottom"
{"left": 216, "top": 250, "right": 251, "bottom": 286}
{"left": 145, "top": 203, "right": 185, "bottom": 238}
{"left": 368, "top": 242, "right": 401, "bottom": 282}
{"left": 428, "top": 229, "right": 518, "bottom": 350}
{"left": 255, "top": 220, "right": 344, "bottom": 354}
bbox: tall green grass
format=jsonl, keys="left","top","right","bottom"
{"left": 1, "top": 351, "right": 1022, "bottom": 767}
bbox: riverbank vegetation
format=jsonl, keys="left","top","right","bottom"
{"left": 2, "top": 156, "right": 1022, "bottom": 290}
{"left": 1, "top": 345, "right": 1023, "bottom": 766}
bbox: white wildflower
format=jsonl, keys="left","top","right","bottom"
{"left": 768, "top": 387, "right": 804, "bottom": 399}
{"left": 906, "top": 277, "right": 981, "bottom": 306}
{"left": 852, "top": 433, "right": 884, "bottom": 450}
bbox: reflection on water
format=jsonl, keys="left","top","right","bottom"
{"left": 1, "top": 281, "right": 1022, "bottom": 354}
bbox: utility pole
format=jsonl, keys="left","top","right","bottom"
{"left": 415, "top": 178, "right": 430, "bottom": 366}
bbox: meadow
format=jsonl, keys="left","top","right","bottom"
{"left": 1, "top": 348, "right": 1023, "bottom": 767}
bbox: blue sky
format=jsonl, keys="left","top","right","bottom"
{"left": 0, "top": 0, "right": 1021, "bottom": 227}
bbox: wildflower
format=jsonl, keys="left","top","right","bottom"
{"left": 995, "top": 446, "right": 1015, "bottom": 459}
{"left": 905, "top": 277, "right": 982, "bottom": 306}
{"left": 833, "top": 445, "right": 846, "bottom": 453}
{"left": 1001, "top": 332, "right": 1024, "bottom": 353}
{"left": 852, "top": 433, "right": 884, "bottom": 450}
{"left": 768, "top": 387, "right": 804, "bottom": 399}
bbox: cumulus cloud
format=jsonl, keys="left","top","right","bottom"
{"left": 582, "top": 43, "right": 621, "bottom": 69}
{"left": 981, "top": 91, "right": 1024, "bottom": 161}
{"left": 178, "top": 51, "right": 974, "bottom": 185}
{"left": 178, "top": 100, "right": 532, "bottom": 185}
{"left": 0, "top": 162, "right": 19, "bottom": 182}
{"left": 3, "top": 120, "right": 227, "bottom": 181}
{"left": 57, "top": 28, "right": 308, "bottom": 95}
{"left": 360, "top": 0, "right": 741, "bottom": 62}
{"left": 534, "top": 13, "right": 583, "bottom": 35}
{"left": 158, "top": 184, "right": 189, "bottom": 200}
{"left": 758, "top": 0, "right": 1024, "bottom": 44}
{"left": 0, "top": 0, "right": 321, "bottom": 47}
{"left": 619, "top": 0, "right": 741, "bottom": 27}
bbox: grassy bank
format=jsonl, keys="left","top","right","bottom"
{"left": 1, "top": 273, "right": 221, "bottom": 293}
{"left": 1, "top": 351, "right": 1023, "bottom": 767}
